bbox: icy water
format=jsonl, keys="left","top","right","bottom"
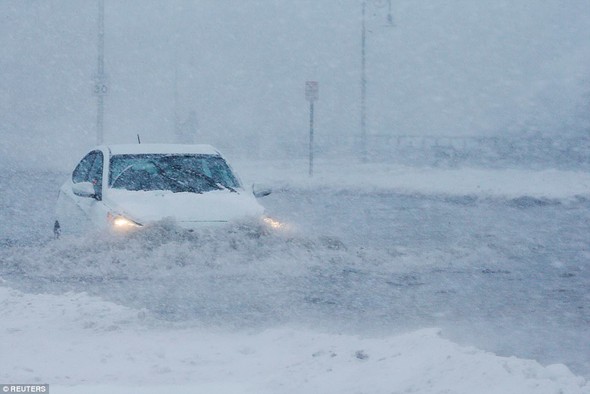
{"left": 0, "top": 170, "right": 589, "bottom": 376}
{"left": 264, "top": 188, "right": 590, "bottom": 376}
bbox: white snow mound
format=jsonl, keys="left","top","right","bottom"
{"left": 236, "top": 159, "right": 590, "bottom": 199}
{"left": 0, "top": 286, "right": 587, "bottom": 394}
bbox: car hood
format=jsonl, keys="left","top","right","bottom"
{"left": 105, "top": 188, "right": 264, "bottom": 226}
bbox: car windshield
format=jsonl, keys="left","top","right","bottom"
{"left": 109, "top": 154, "right": 240, "bottom": 193}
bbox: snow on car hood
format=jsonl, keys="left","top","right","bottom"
{"left": 105, "top": 188, "right": 264, "bottom": 226}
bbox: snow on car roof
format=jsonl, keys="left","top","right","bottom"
{"left": 106, "top": 144, "right": 221, "bottom": 156}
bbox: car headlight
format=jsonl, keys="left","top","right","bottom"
{"left": 107, "top": 212, "right": 142, "bottom": 230}
{"left": 262, "top": 215, "right": 287, "bottom": 231}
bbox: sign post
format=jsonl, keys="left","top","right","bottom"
{"left": 95, "top": 0, "right": 106, "bottom": 145}
{"left": 305, "top": 81, "right": 319, "bottom": 177}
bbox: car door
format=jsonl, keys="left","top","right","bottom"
{"left": 82, "top": 151, "right": 110, "bottom": 229}
{"left": 56, "top": 151, "right": 102, "bottom": 234}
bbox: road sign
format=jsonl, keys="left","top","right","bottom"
{"left": 94, "top": 83, "right": 108, "bottom": 96}
{"left": 305, "top": 81, "right": 319, "bottom": 102}
{"left": 93, "top": 73, "right": 109, "bottom": 96}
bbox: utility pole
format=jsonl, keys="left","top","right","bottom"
{"left": 305, "top": 81, "right": 319, "bottom": 177}
{"left": 360, "top": 0, "right": 367, "bottom": 162}
{"left": 387, "top": 0, "right": 394, "bottom": 25}
{"left": 359, "top": 0, "right": 394, "bottom": 163}
{"left": 95, "top": 0, "right": 107, "bottom": 145}
{"left": 309, "top": 101, "right": 315, "bottom": 176}
{"left": 174, "top": 59, "right": 180, "bottom": 142}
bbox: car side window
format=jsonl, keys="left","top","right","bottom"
{"left": 87, "top": 151, "right": 104, "bottom": 200}
{"left": 72, "top": 152, "right": 97, "bottom": 184}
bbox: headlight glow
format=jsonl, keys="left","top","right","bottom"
{"left": 107, "top": 212, "right": 141, "bottom": 230}
{"left": 262, "top": 216, "right": 286, "bottom": 230}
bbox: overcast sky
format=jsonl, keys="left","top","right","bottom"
{"left": 1, "top": 0, "right": 589, "bottom": 169}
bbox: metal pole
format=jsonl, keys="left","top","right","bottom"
{"left": 387, "top": 0, "right": 393, "bottom": 25}
{"left": 174, "top": 59, "right": 180, "bottom": 142}
{"left": 96, "top": 0, "right": 105, "bottom": 145}
{"left": 360, "top": 0, "right": 367, "bottom": 162}
{"left": 309, "top": 101, "right": 314, "bottom": 177}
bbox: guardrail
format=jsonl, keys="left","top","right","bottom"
{"left": 365, "top": 134, "right": 590, "bottom": 168}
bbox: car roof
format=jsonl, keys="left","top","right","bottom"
{"left": 105, "top": 144, "right": 221, "bottom": 156}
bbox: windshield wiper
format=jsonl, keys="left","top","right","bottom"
{"left": 197, "top": 172, "right": 238, "bottom": 193}
{"left": 170, "top": 165, "right": 238, "bottom": 193}
{"left": 111, "top": 164, "right": 133, "bottom": 187}
{"left": 149, "top": 161, "right": 203, "bottom": 194}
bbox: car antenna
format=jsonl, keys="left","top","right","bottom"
{"left": 137, "top": 134, "right": 141, "bottom": 144}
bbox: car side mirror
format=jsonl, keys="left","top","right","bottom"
{"left": 252, "top": 183, "right": 272, "bottom": 198}
{"left": 72, "top": 182, "right": 97, "bottom": 199}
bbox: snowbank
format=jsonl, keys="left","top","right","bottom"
{"left": 0, "top": 286, "right": 587, "bottom": 394}
{"left": 235, "top": 159, "right": 590, "bottom": 199}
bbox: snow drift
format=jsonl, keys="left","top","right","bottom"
{"left": 0, "top": 286, "right": 588, "bottom": 394}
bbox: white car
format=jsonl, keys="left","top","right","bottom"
{"left": 54, "top": 144, "right": 277, "bottom": 236}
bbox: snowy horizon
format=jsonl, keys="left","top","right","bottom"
{"left": 1, "top": 1, "right": 590, "bottom": 169}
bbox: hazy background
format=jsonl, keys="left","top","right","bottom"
{"left": 1, "top": 0, "right": 589, "bottom": 170}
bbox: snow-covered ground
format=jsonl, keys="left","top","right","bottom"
{"left": 1, "top": 161, "right": 589, "bottom": 393}
{"left": 234, "top": 158, "right": 590, "bottom": 199}
{"left": 1, "top": 286, "right": 587, "bottom": 394}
